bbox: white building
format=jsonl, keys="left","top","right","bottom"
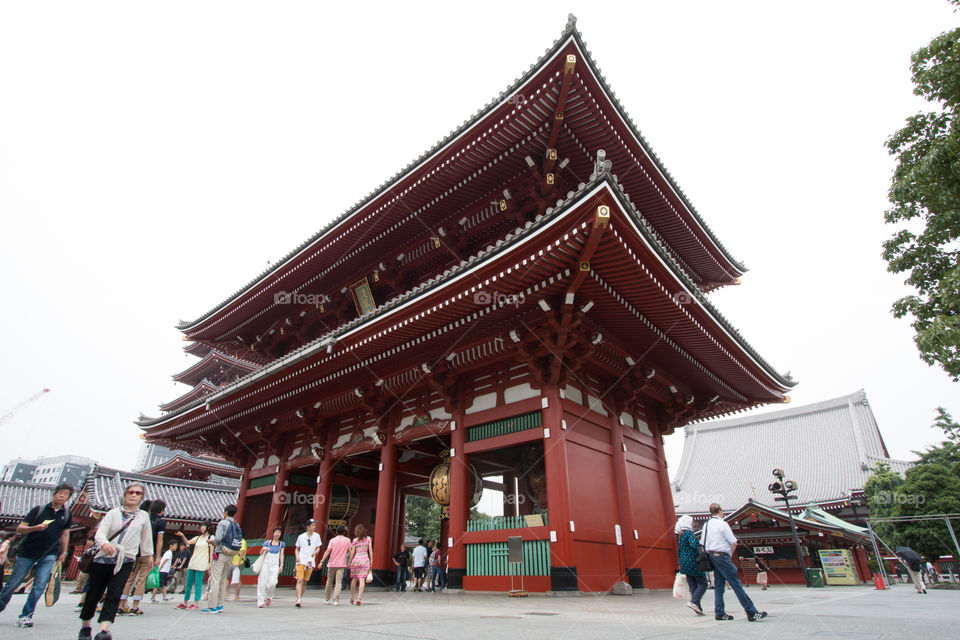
{"left": 1, "top": 454, "right": 97, "bottom": 488}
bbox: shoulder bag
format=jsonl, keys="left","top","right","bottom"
{"left": 696, "top": 520, "right": 713, "bottom": 572}
{"left": 77, "top": 511, "right": 136, "bottom": 573}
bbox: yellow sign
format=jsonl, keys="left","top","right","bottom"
{"left": 817, "top": 549, "right": 859, "bottom": 585}
{"left": 524, "top": 514, "right": 545, "bottom": 527}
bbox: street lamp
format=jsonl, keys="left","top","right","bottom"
{"left": 769, "top": 468, "right": 811, "bottom": 588}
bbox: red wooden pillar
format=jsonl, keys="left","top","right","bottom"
{"left": 542, "top": 385, "right": 577, "bottom": 591}
{"left": 609, "top": 415, "right": 640, "bottom": 587}
{"left": 447, "top": 408, "right": 468, "bottom": 589}
{"left": 266, "top": 458, "right": 290, "bottom": 534}
{"left": 396, "top": 491, "right": 407, "bottom": 549}
{"left": 312, "top": 426, "right": 339, "bottom": 531}
{"left": 234, "top": 462, "right": 253, "bottom": 528}
{"left": 372, "top": 422, "right": 397, "bottom": 586}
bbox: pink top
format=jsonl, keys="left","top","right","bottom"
{"left": 326, "top": 535, "right": 351, "bottom": 568}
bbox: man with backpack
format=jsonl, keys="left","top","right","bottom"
{"left": 202, "top": 505, "right": 242, "bottom": 614}
{"left": 0, "top": 483, "right": 73, "bottom": 629}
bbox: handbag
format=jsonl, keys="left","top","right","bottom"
{"left": 251, "top": 552, "right": 266, "bottom": 575}
{"left": 44, "top": 561, "right": 62, "bottom": 606}
{"left": 78, "top": 513, "right": 137, "bottom": 573}
{"left": 365, "top": 572, "right": 373, "bottom": 584}
{"left": 696, "top": 520, "right": 713, "bottom": 572}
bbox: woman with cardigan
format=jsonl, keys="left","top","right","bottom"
{"left": 675, "top": 515, "right": 708, "bottom": 616}
{"left": 78, "top": 483, "right": 153, "bottom": 640}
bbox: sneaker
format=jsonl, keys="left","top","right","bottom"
{"left": 715, "top": 614, "right": 734, "bottom": 621}
{"left": 265, "top": 599, "right": 271, "bottom": 607}
{"left": 323, "top": 599, "right": 330, "bottom": 605}
{"left": 78, "top": 627, "right": 93, "bottom": 640}
{"left": 164, "top": 596, "right": 174, "bottom": 601}
{"left": 118, "top": 606, "right": 130, "bottom": 616}
{"left": 686, "top": 601, "right": 703, "bottom": 615}
{"left": 74, "top": 604, "right": 84, "bottom": 612}
{"left": 215, "top": 606, "right": 223, "bottom": 613}
{"left": 129, "top": 608, "right": 144, "bottom": 616}
{"left": 186, "top": 604, "right": 199, "bottom": 610}
{"left": 332, "top": 601, "right": 339, "bottom": 606}
{"left": 16, "top": 617, "right": 33, "bottom": 628}
{"left": 258, "top": 604, "right": 264, "bottom": 608}
{"left": 175, "top": 603, "right": 188, "bottom": 610}
{"left": 94, "top": 631, "right": 112, "bottom": 640}
{"left": 200, "top": 607, "right": 216, "bottom": 613}
{"left": 747, "top": 611, "right": 768, "bottom": 622}
{"left": 150, "top": 597, "right": 158, "bottom": 603}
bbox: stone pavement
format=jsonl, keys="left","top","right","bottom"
{"left": 0, "top": 581, "right": 954, "bottom": 640}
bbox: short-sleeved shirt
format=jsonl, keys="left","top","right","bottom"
{"left": 412, "top": 545, "right": 428, "bottom": 568}
{"left": 19, "top": 502, "right": 71, "bottom": 559}
{"left": 173, "top": 549, "right": 191, "bottom": 570}
{"left": 232, "top": 539, "right": 247, "bottom": 566}
{"left": 700, "top": 517, "right": 737, "bottom": 555}
{"left": 187, "top": 534, "right": 212, "bottom": 571}
{"left": 326, "top": 535, "right": 351, "bottom": 568}
{"left": 393, "top": 550, "right": 410, "bottom": 566}
{"left": 296, "top": 532, "right": 322, "bottom": 567}
{"left": 159, "top": 550, "right": 173, "bottom": 572}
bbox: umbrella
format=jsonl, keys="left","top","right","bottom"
{"left": 894, "top": 546, "right": 923, "bottom": 571}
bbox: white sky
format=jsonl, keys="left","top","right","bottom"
{"left": 1, "top": 2, "right": 958, "bottom": 499}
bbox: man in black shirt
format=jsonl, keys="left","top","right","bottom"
{"left": 171, "top": 542, "right": 191, "bottom": 594}
{"left": 0, "top": 483, "right": 73, "bottom": 629}
{"left": 393, "top": 544, "right": 410, "bottom": 591}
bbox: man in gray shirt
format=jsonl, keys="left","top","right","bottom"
{"left": 202, "top": 505, "right": 239, "bottom": 614}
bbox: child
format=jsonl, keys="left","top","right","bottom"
{"left": 152, "top": 541, "right": 178, "bottom": 602}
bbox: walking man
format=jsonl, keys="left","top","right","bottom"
{"left": 895, "top": 546, "right": 927, "bottom": 594}
{"left": 202, "top": 504, "right": 241, "bottom": 614}
{"left": 317, "top": 525, "right": 351, "bottom": 605}
{"left": 0, "top": 483, "right": 73, "bottom": 629}
{"left": 294, "top": 519, "right": 322, "bottom": 607}
{"left": 701, "top": 503, "right": 767, "bottom": 621}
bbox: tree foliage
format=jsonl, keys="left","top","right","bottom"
{"left": 864, "top": 462, "right": 905, "bottom": 543}
{"left": 404, "top": 495, "right": 492, "bottom": 543}
{"left": 883, "top": 5, "right": 960, "bottom": 380}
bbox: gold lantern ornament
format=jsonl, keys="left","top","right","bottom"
{"left": 428, "top": 451, "right": 482, "bottom": 519}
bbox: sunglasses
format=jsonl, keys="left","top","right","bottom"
{"left": 126, "top": 490, "right": 143, "bottom": 496}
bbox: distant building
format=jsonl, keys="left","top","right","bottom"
{"left": 1, "top": 455, "right": 96, "bottom": 488}
{"left": 133, "top": 442, "right": 181, "bottom": 472}
{"left": 672, "top": 390, "right": 913, "bottom": 522}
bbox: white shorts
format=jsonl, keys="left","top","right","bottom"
{"left": 230, "top": 565, "right": 242, "bottom": 584}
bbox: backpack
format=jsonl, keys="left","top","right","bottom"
{"left": 222, "top": 519, "right": 243, "bottom": 552}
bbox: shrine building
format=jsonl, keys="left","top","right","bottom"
{"left": 137, "top": 16, "right": 793, "bottom": 593}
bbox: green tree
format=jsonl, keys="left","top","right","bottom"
{"left": 864, "top": 462, "right": 905, "bottom": 543}
{"left": 893, "top": 464, "right": 960, "bottom": 559}
{"left": 914, "top": 407, "right": 960, "bottom": 472}
{"left": 405, "top": 496, "right": 441, "bottom": 542}
{"left": 883, "top": 4, "right": 960, "bottom": 380}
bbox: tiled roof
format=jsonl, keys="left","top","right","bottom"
{"left": 176, "top": 14, "right": 745, "bottom": 334}
{"left": 138, "top": 175, "right": 793, "bottom": 431}
{"left": 142, "top": 453, "right": 242, "bottom": 479}
{"left": 76, "top": 466, "right": 238, "bottom": 524}
{"left": 0, "top": 481, "right": 77, "bottom": 522}
{"left": 672, "top": 390, "right": 914, "bottom": 514}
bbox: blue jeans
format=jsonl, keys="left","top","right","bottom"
{"left": 395, "top": 565, "right": 408, "bottom": 590}
{"left": 432, "top": 567, "right": 446, "bottom": 590}
{"left": 709, "top": 552, "right": 757, "bottom": 616}
{"left": 0, "top": 554, "right": 58, "bottom": 619}
{"left": 685, "top": 573, "right": 708, "bottom": 608}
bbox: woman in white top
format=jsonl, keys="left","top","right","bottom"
{"left": 174, "top": 522, "right": 213, "bottom": 610}
{"left": 256, "top": 526, "right": 285, "bottom": 607}
{"left": 78, "top": 482, "right": 153, "bottom": 640}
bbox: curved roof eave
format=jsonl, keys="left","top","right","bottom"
{"left": 176, "top": 15, "right": 745, "bottom": 336}
{"left": 140, "top": 175, "right": 790, "bottom": 434}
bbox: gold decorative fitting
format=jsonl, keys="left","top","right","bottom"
{"left": 565, "top": 54, "right": 577, "bottom": 74}
{"left": 595, "top": 205, "right": 610, "bottom": 228}
{"left": 546, "top": 173, "right": 555, "bottom": 185}
{"left": 372, "top": 271, "right": 379, "bottom": 282}
{"left": 555, "top": 111, "right": 564, "bottom": 120}
{"left": 579, "top": 261, "right": 590, "bottom": 272}
{"left": 499, "top": 199, "right": 508, "bottom": 211}
{"left": 432, "top": 236, "right": 441, "bottom": 248}
{"left": 547, "top": 148, "right": 557, "bottom": 160}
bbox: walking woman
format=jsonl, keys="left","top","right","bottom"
{"left": 78, "top": 482, "right": 154, "bottom": 640}
{"left": 174, "top": 522, "right": 213, "bottom": 610}
{"left": 755, "top": 555, "right": 770, "bottom": 590}
{"left": 675, "top": 515, "right": 707, "bottom": 616}
{"left": 256, "top": 527, "right": 284, "bottom": 608}
{"left": 347, "top": 524, "right": 373, "bottom": 606}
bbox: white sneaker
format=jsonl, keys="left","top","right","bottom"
{"left": 323, "top": 599, "right": 330, "bottom": 604}
{"left": 332, "top": 601, "right": 339, "bottom": 606}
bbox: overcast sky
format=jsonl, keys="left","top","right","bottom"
{"left": 1, "top": 2, "right": 958, "bottom": 500}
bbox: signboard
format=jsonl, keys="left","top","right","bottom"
{"left": 753, "top": 546, "right": 774, "bottom": 555}
{"left": 818, "top": 549, "right": 859, "bottom": 585}
{"left": 350, "top": 278, "right": 377, "bottom": 315}
{"left": 523, "top": 514, "right": 544, "bottom": 527}
{"left": 507, "top": 536, "right": 523, "bottom": 564}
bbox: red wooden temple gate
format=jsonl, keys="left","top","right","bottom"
{"left": 138, "top": 16, "right": 793, "bottom": 592}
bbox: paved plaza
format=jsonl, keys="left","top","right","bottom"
{"left": 0, "top": 582, "right": 955, "bottom": 640}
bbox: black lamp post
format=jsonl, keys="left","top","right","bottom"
{"left": 769, "top": 468, "right": 811, "bottom": 588}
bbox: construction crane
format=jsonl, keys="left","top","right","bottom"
{"left": 0, "top": 389, "right": 51, "bottom": 426}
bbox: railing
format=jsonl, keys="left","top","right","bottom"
{"left": 467, "top": 513, "right": 549, "bottom": 531}
{"left": 467, "top": 411, "right": 542, "bottom": 442}
{"left": 466, "top": 539, "right": 550, "bottom": 576}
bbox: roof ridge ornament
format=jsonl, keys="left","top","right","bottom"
{"left": 591, "top": 149, "right": 612, "bottom": 180}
